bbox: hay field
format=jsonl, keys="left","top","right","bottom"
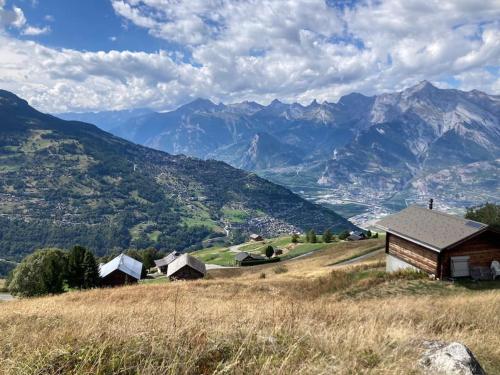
{"left": 1, "top": 239, "right": 499, "bottom": 374}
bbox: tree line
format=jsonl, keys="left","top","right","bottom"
{"left": 6, "top": 245, "right": 166, "bottom": 297}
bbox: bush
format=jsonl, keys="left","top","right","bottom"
{"left": 291, "top": 233, "right": 300, "bottom": 243}
{"left": 8, "top": 249, "right": 68, "bottom": 297}
{"left": 338, "top": 230, "right": 350, "bottom": 240}
{"left": 259, "top": 272, "right": 266, "bottom": 279}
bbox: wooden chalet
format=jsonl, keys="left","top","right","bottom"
{"left": 154, "top": 251, "right": 181, "bottom": 274}
{"left": 377, "top": 205, "right": 500, "bottom": 279}
{"left": 235, "top": 251, "right": 265, "bottom": 265}
{"left": 167, "top": 254, "right": 206, "bottom": 281}
{"left": 249, "top": 234, "right": 264, "bottom": 242}
{"left": 99, "top": 254, "right": 143, "bottom": 286}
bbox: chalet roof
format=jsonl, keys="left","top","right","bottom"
{"left": 347, "top": 234, "right": 363, "bottom": 241}
{"left": 376, "top": 205, "right": 488, "bottom": 252}
{"left": 99, "top": 254, "right": 143, "bottom": 280}
{"left": 235, "top": 252, "right": 265, "bottom": 262}
{"left": 167, "top": 254, "right": 206, "bottom": 277}
{"left": 154, "top": 251, "right": 181, "bottom": 268}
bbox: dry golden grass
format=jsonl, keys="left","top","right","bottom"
{"left": 1, "top": 240, "right": 499, "bottom": 375}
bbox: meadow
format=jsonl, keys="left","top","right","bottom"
{"left": 1, "top": 238, "right": 499, "bottom": 374}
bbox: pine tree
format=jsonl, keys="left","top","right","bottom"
{"left": 67, "top": 245, "right": 87, "bottom": 289}
{"left": 323, "top": 229, "right": 333, "bottom": 243}
{"left": 265, "top": 245, "right": 274, "bottom": 259}
{"left": 308, "top": 230, "right": 317, "bottom": 243}
{"left": 82, "top": 250, "right": 100, "bottom": 289}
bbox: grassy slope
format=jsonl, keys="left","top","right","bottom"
{"left": 192, "top": 236, "right": 385, "bottom": 266}
{"left": 1, "top": 240, "right": 499, "bottom": 374}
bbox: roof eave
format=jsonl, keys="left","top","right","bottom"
{"left": 442, "top": 226, "right": 489, "bottom": 251}
{"left": 384, "top": 229, "right": 443, "bottom": 253}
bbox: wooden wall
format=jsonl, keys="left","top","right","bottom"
{"left": 101, "top": 270, "right": 139, "bottom": 287}
{"left": 441, "top": 230, "right": 500, "bottom": 278}
{"left": 386, "top": 233, "right": 439, "bottom": 274}
{"left": 169, "top": 266, "right": 204, "bottom": 281}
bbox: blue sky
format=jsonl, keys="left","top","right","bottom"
{"left": 0, "top": 0, "right": 499, "bottom": 112}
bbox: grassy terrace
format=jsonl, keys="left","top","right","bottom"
{"left": 1, "top": 241, "right": 499, "bottom": 374}
{"left": 192, "top": 235, "right": 385, "bottom": 266}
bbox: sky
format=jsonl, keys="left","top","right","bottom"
{"left": 0, "top": 0, "right": 499, "bottom": 112}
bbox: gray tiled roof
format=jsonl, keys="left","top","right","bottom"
{"left": 154, "top": 251, "right": 181, "bottom": 267}
{"left": 376, "top": 205, "right": 488, "bottom": 252}
{"left": 99, "top": 254, "right": 143, "bottom": 280}
{"left": 235, "top": 252, "right": 265, "bottom": 262}
{"left": 167, "top": 254, "right": 206, "bottom": 277}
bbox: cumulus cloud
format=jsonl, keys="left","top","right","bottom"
{"left": 0, "top": 1, "right": 50, "bottom": 36}
{"left": 0, "top": 0, "right": 499, "bottom": 112}
{"left": 0, "top": 2, "right": 26, "bottom": 29}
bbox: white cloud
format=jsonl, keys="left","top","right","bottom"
{"left": 21, "top": 25, "right": 50, "bottom": 35}
{"left": 0, "top": 0, "right": 499, "bottom": 112}
{"left": 0, "top": 3, "right": 26, "bottom": 29}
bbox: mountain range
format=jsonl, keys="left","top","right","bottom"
{"left": 0, "top": 89, "right": 355, "bottom": 263}
{"left": 59, "top": 81, "right": 500, "bottom": 210}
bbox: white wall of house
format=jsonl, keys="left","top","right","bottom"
{"left": 386, "top": 254, "right": 420, "bottom": 273}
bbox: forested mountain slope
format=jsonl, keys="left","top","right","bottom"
{"left": 0, "top": 90, "right": 354, "bottom": 261}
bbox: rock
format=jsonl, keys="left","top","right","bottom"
{"left": 419, "top": 341, "right": 486, "bottom": 375}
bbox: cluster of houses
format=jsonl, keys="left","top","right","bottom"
{"left": 98, "top": 204, "right": 500, "bottom": 286}
{"left": 99, "top": 251, "right": 207, "bottom": 287}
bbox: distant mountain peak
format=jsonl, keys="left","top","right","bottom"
{"left": 405, "top": 80, "right": 438, "bottom": 94}
{"left": 181, "top": 98, "right": 220, "bottom": 112}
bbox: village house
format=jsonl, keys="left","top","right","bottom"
{"left": 154, "top": 251, "right": 181, "bottom": 274}
{"left": 377, "top": 205, "right": 500, "bottom": 280}
{"left": 235, "top": 252, "right": 265, "bottom": 265}
{"left": 249, "top": 234, "right": 264, "bottom": 242}
{"left": 167, "top": 254, "right": 206, "bottom": 281}
{"left": 99, "top": 254, "right": 143, "bottom": 286}
{"left": 347, "top": 231, "right": 367, "bottom": 241}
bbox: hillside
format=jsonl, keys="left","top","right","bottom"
{"left": 1, "top": 239, "right": 499, "bottom": 374}
{"left": 0, "top": 90, "right": 355, "bottom": 262}
{"left": 60, "top": 82, "right": 500, "bottom": 210}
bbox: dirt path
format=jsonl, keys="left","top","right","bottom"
{"left": 205, "top": 264, "right": 237, "bottom": 270}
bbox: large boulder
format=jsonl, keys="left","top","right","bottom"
{"left": 419, "top": 341, "right": 486, "bottom": 375}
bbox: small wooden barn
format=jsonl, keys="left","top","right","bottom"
{"left": 167, "top": 254, "right": 206, "bottom": 281}
{"left": 249, "top": 234, "right": 264, "bottom": 242}
{"left": 99, "top": 254, "right": 143, "bottom": 286}
{"left": 154, "top": 251, "right": 181, "bottom": 274}
{"left": 235, "top": 252, "right": 265, "bottom": 265}
{"left": 377, "top": 205, "right": 500, "bottom": 279}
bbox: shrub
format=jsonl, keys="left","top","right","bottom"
{"left": 338, "top": 230, "right": 350, "bottom": 240}
{"left": 259, "top": 272, "right": 266, "bottom": 279}
{"left": 291, "top": 233, "right": 300, "bottom": 243}
{"left": 8, "top": 248, "right": 68, "bottom": 297}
